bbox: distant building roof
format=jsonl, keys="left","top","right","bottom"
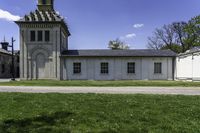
{"left": 0, "top": 49, "right": 20, "bottom": 56}
{"left": 62, "top": 49, "right": 177, "bottom": 57}
{"left": 0, "top": 48, "right": 12, "bottom": 55}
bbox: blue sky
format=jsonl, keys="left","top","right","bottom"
{"left": 0, "top": 0, "right": 200, "bottom": 50}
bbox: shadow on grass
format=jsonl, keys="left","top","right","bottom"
{"left": 0, "top": 111, "right": 73, "bottom": 133}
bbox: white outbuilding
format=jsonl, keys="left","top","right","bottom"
{"left": 176, "top": 47, "right": 200, "bottom": 81}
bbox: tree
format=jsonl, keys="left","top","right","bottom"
{"left": 147, "top": 15, "right": 200, "bottom": 53}
{"left": 147, "top": 36, "right": 163, "bottom": 50}
{"left": 108, "top": 39, "right": 130, "bottom": 50}
{"left": 161, "top": 44, "right": 183, "bottom": 53}
{"left": 147, "top": 24, "right": 176, "bottom": 51}
{"left": 185, "top": 15, "right": 200, "bottom": 47}
{"left": 171, "top": 22, "right": 189, "bottom": 52}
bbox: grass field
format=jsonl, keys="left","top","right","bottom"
{"left": 0, "top": 93, "right": 200, "bottom": 133}
{"left": 0, "top": 80, "right": 200, "bottom": 87}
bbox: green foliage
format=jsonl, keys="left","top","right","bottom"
{"left": 185, "top": 15, "right": 200, "bottom": 47}
{"left": 1, "top": 80, "right": 200, "bottom": 87}
{"left": 108, "top": 39, "right": 130, "bottom": 50}
{"left": 0, "top": 93, "right": 200, "bottom": 132}
{"left": 161, "top": 44, "right": 182, "bottom": 53}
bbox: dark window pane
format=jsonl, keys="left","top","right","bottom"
{"left": 42, "top": 0, "right": 46, "bottom": 4}
{"left": 17, "top": 67, "right": 20, "bottom": 77}
{"left": 101, "top": 62, "right": 109, "bottom": 74}
{"left": 1, "top": 64, "right": 5, "bottom": 74}
{"left": 10, "top": 64, "right": 12, "bottom": 74}
{"left": 154, "top": 63, "right": 162, "bottom": 74}
{"left": 73, "top": 63, "right": 81, "bottom": 74}
{"left": 17, "top": 56, "right": 20, "bottom": 63}
{"left": 30, "top": 31, "right": 35, "bottom": 41}
{"left": 45, "top": 31, "right": 50, "bottom": 42}
{"left": 38, "top": 31, "right": 43, "bottom": 41}
{"left": 127, "top": 62, "right": 135, "bottom": 74}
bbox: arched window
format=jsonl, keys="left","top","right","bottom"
{"left": 42, "top": 0, "right": 46, "bottom": 4}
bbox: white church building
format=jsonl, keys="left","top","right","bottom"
{"left": 15, "top": 0, "right": 177, "bottom": 80}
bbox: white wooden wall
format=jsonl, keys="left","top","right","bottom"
{"left": 176, "top": 52, "right": 200, "bottom": 81}
{"left": 64, "top": 57, "right": 174, "bottom": 80}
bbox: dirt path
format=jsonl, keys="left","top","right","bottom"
{"left": 0, "top": 86, "right": 200, "bottom": 95}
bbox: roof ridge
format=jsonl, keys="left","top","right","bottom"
{"left": 66, "top": 49, "right": 173, "bottom": 51}
{"left": 62, "top": 49, "right": 177, "bottom": 57}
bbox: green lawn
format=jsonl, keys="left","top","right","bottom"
{"left": 0, "top": 80, "right": 200, "bottom": 87}
{"left": 0, "top": 93, "right": 200, "bottom": 133}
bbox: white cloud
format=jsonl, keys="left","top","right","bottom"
{"left": 125, "top": 33, "right": 136, "bottom": 38}
{"left": 133, "top": 24, "right": 144, "bottom": 28}
{"left": 120, "top": 33, "right": 136, "bottom": 40}
{"left": 0, "top": 9, "right": 20, "bottom": 21}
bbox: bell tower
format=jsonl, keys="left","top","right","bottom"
{"left": 15, "top": 0, "right": 70, "bottom": 80}
{"left": 37, "top": 0, "right": 54, "bottom": 11}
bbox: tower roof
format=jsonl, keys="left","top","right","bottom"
{"left": 15, "top": 0, "right": 70, "bottom": 36}
{"left": 17, "top": 10, "right": 63, "bottom": 22}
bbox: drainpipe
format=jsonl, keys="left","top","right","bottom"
{"left": 192, "top": 54, "right": 194, "bottom": 81}
{"left": 172, "top": 57, "right": 175, "bottom": 81}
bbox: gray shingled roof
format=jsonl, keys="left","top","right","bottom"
{"left": 62, "top": 49, "right": 177, "bottom": 57}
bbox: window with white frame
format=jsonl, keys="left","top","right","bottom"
{"left": 127, "top": 62, "right": 135, "bottom": 74}
{"left": 154, "top": 62, "right": 162, "bottom": 74}
{"left": 101, "top": 62, "right": 109, "bottom": 74}
{"left": 73, "top": 62, "right": 81, "bottom": 74}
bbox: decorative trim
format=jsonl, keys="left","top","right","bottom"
{"left": 18, "top": 24, "right": 58, "bottom": 28}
